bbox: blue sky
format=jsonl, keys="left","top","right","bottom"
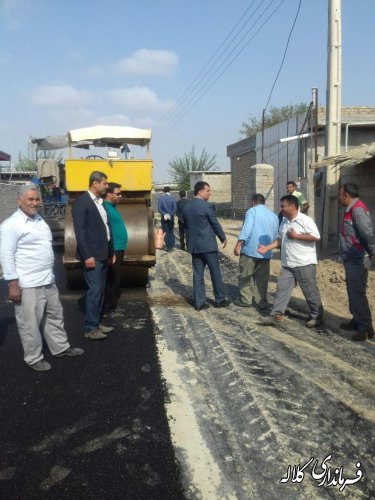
{"left": 0, "top": 0, "right": 374, "bottom": 181}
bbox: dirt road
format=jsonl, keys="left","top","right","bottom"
{"left": 149, "top": 237, "right": 375, "bottom": 498}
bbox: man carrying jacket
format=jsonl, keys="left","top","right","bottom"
{"left": 338, "top": 183, "right": 375, "bottom": 341}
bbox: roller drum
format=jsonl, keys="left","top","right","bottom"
{"left": 63, "top": 199, "right": 155, "bottom": 289}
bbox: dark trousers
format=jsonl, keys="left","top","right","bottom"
{"left": 105, "top": 250, "right": 124, "bottom": 310}
{"left": 83, "top": 259, "right": 108, "bottom": 332}
{"left": 161, "top": 218, "right": 175, "bottom": 250}
{"left": 344, "top": 259, "right": 372, "bottom": 332}
{"left": 178, "top": 221, "right": 187, "bottom": 250}
{"left": 192, "top": 252, "right": 225, "bottom": 307}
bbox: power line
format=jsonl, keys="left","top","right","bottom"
{"left": 154, "top": 0, "right": 280, "bottom": 137}
{"left": 154, "top": 0, "right": 262, "bottom": 131}
{"left": 264, "top": 0, "right": 303, "bottom": 112}
{"left": 154, "top": 0, "right": 286, "bottom": 139}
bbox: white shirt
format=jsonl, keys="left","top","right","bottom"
{"left": 279, "top": 213, "right": 320, "bottom": 268}
{"left": 88, "top": 190, "right": 110, "bottom": 241}
{"left": 0, "top": 209, "right": 55, "bottom": 287}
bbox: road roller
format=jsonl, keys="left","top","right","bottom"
{"left": 31, "top": 125, "right": 155, "bottom": 288}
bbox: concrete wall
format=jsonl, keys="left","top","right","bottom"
{"left": 0, "top": 183, "right": 20, "bottom": 277}
{"left": 228, "top": 108, "right": 375, "bottom": 230}
{"left": 188, "top": 171, "right": 231, "bottom": 203}
{"left": 0, "top": 183, "right": 20, "bottom": 225}
{"left": 338, "top": 158, "right": 375, "bottom": 236}
{"left": 151, "top": 191, "right": 180, "bottom": 216}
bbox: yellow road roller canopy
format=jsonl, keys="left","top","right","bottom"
{"left": 69, "top": 125, "right": 152, "bottom": 148}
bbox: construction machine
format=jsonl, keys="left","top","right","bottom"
{"left": 31, "top": 125, "right": 155, "bottom": 288}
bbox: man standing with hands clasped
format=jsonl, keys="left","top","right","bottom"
{"left": 103, "top": 182, "right": 128, "bottom": 311}
{"left": 338, "top": 183, "right": 375, "bottom": 341}
{"left": 72, "top": 171, "right": 115, "bottom": 340}
{"left": 183, "top": 181, "right": 230, "bottom": 311}
{"left": 0, "top": 185, "right": 84, "bottom": 371}
{"left": 258, "top": 194, "right": 323, "bottom": 327}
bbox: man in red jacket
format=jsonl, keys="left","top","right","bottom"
{"left": 338, "top": 183, "right": 375, "bottom": 341}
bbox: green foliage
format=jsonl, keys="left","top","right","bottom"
{"left": 168, "top": 146, "right": 218, "bottom": 191}
{"left": 15, "top": 147, "right": 63, "bottom": 172}
{"left": 240, "top": 103, "right": 309, "bottom": 138}
{"left": 15, "top": 152, "right": 36, "bottom": 172}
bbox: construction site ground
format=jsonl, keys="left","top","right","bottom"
{"left": 0, "top": 218, "right": 374, "bottom": 499}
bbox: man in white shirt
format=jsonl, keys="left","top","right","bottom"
{"left": 0, "top": 185, "right": 84, "bottom": 371}
{"left": 258, "top": 194, "right": 323, "bottom": 327}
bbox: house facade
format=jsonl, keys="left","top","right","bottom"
{"left": 227, "top": 106, "right": 375, "bottom": 248}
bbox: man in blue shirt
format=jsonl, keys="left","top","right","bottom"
{"left": 233, "top": 193, "right": 279, "bottom": 310}
{"left": 158, "top": 186, "right": 177, "bottom": 251}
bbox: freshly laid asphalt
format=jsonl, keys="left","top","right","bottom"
{"left": 0, "top": 251, "right": 185, "bottom": 500}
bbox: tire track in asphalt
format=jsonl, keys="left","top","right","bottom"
{"left": 150, "top": 248, "right": 375, "bottom": 498}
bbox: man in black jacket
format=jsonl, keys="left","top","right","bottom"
{"left": 176, "top": 190, "right": 189, "bottom": 250}
{"left": 72, "top": 171, "right": 115, "bottom": 340}
{"left": 182, "top": 181, "right": 229, "bottom": 310}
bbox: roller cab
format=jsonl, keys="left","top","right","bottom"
{"left": 31, "top": 125, "right": 155, "bottom": 288}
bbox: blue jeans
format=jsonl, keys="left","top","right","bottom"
{"left": 83, "top": 259, "right": 108, "bottom": 332}
{"left": 192, "top": 252, "right": 225, "bottom": 307}
{"left": 161, "top": 218, "right": 175, "bottom": 250}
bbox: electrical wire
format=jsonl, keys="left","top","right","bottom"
{"left": 263, "top": 0, "right": 303, "bottom": 112}
{"left": 154, "top": 0, "right": 261, "bottom": 131}
{"left": 154, "top": 0, "right": 280, "bottom": 137}
{"left": 154, "top": 0, "right": 286, "bottom": 139}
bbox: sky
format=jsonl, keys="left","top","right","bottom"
{"left": 0, "top": 0, "right": 374, "bottom": 182}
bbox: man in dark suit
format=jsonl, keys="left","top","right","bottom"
{"left": 176, "top": 190, "right": 189, "bottom": 250}
{"left": 72, "top": 171, "right": 115, "bottom": 340}
{"left": 182, "top": 181, "right": 230, "bottom": 310}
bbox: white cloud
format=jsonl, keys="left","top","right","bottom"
{"left": 110, "top": 86, "right": 174, "bottom": 113}
{"left": 114, "top": 49, "right": 178, "bottom": 76}
{"left": 29, "top": 83, "right": 91, "bottom": 108}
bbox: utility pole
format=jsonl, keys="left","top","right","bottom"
{"left": 322, "top": 0, "right": 342, "bottom": 249}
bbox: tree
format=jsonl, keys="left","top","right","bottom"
{"left": 15, "top": 144, "right": 63, "bottom": 172}
{"left": 15, "top": 152, "right": 37, "bottom": 172}
{"left": 168, "top": 146, "right": 218, "bottom": 190}
{"left": 240, "top": 103, "right": 309, "bottom": 138}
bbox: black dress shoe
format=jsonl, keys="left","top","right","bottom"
{"left": 213, "top": 299, "right": 231, "bottom": 308}
{"left": 195, "top": 303, "right": 210, "bottom": 311}
{"left": 340, "top": 319, "right": 358, "bottom": 331}
{"left": 233, "top": 299, "right": 251, "bottom": 308}
{"left": 352, "top": 329, "right": 375, "bottom": 341}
